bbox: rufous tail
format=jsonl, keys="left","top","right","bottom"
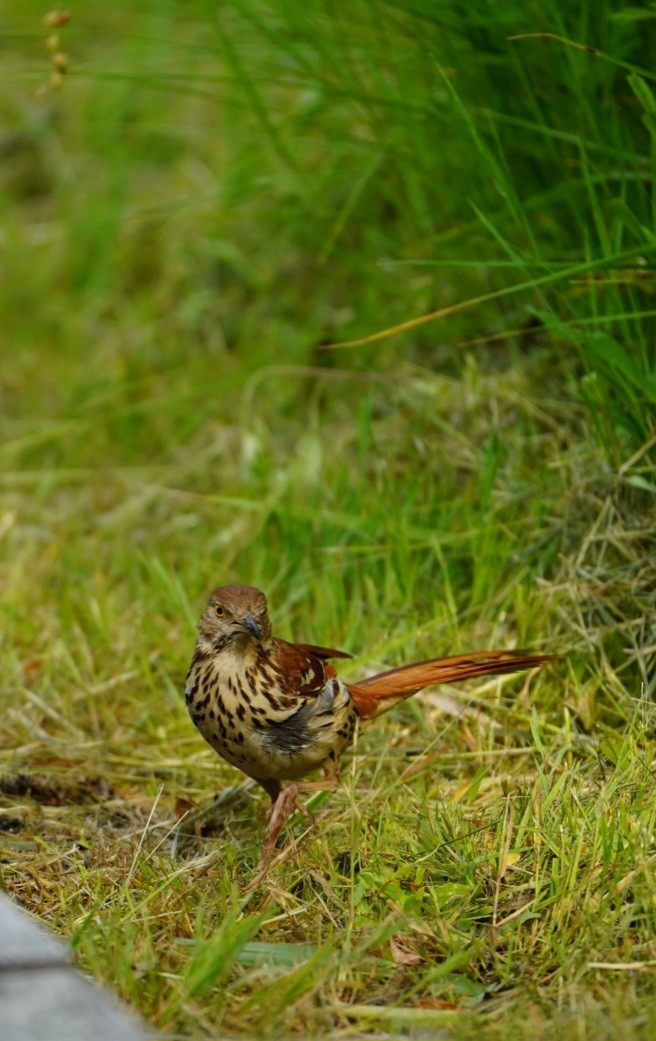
{"left": 348, "top": 650, "right": 559, "bottom": 719}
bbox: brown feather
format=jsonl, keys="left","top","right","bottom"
{"left": 272, "top": 638, "right": 338, "bottom": 697}
{"left": 293, "top": 642, "right": 352, "bottom": 661}
{"left": 348, "top": 650, "right": 559, "bottom": 718}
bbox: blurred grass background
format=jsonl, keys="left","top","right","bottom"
{"left": 1, "top": 1, "right": 655, "bottom": 1038}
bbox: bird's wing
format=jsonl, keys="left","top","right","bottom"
{"left": 272, "top": 638, "right": 339, "bottom": 697}
{"left": 293, "top": 642, "right": 352, "bottom": 661}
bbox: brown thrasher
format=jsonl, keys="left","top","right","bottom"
{"left": 185, "top": 584, "right": 557, "bottom": 877}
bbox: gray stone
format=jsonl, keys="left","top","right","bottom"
{"left": 0, "top": 966, "right": 149, "bottom": 1041}
{"left": 0, "top": 897, "right": 67, "bottom": 969}
{"left": 0, "top": 896, "right": 154, "bottom": 1040}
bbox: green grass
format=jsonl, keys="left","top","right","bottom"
{"left": 1, "top": 1, "right": 655, "bottom": 1038}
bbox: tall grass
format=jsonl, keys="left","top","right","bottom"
{"left": 124, "top": 0, "right": 651, "bottom": 454}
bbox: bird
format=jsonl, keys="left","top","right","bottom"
{"left": 185, "top": 583, "right": 557, "bottom": 880}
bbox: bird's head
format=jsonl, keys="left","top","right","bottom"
{"left": 197, "top": 583, "right": 271, "bottom": 649}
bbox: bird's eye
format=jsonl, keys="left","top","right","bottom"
{"left": 214, "top": 604, "right": 225, "bottom": 618}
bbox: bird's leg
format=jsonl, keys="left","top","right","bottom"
{"left": 267, "top": 783, "right": 306, "bottom": 838}
{"left": 247, "top": 768, "right": 341, "bottom": 888}
{"left": 246, "top": 779, "right": 298, "bottom": 887}
{"left": 321, "top": 758, "right": 340, "bottom": 792}
{"left": 260, "top": 782, "right": 308, "bottom": 868}
{"left": 268, "top": 764, "right": 341, "bottom": 833}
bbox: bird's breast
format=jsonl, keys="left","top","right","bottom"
{"left": 185, "top": 652, "right": 358, "bottom": 781}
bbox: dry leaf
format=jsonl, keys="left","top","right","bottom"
{"left": 390, "top": 937, "right": 423, "bottom": 966}
{"left": 416, "top": 998, "right": 459, "bottom": 1010}
{"left": 22, "top": 658, "right": 44, "bottom": 680}
{"left": 175, "top": 797, "right": 197, "bottom": 819}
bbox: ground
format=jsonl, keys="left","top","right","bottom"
{"left": 1, "top": 3, "right": 655, "bottom": 1038}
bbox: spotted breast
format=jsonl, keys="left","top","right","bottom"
{"left": 184, "top": 585, "right": 357, "bottom": 786}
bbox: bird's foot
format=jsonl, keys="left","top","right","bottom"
{"left": 321, "top": 763, "right": 340, "bottom": 792}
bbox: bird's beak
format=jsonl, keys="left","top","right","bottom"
{"left": 238, "top": 612, "right": 262, "bottom": 641}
